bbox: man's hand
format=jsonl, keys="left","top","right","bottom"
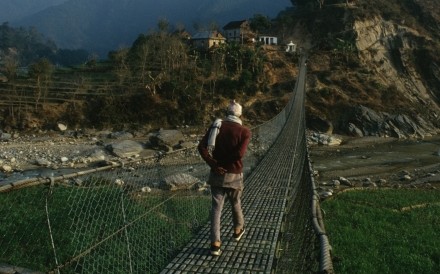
{"left": 213, "top": 166, "right": 227, "bottom": 175}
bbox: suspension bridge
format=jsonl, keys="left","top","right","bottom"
{"left": 0, "top": 56, "right": 333, "bottom": 273}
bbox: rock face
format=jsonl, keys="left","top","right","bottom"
{"left": 351, "top": 16, "right": 440, "bottom": 137}
{"left": 348, "top": 105, "right": 434, "bottom": 138}
{"left": 354, "top": 16, "right": 439, "bottom": 106}
{"left": 306, "top": 13, "right": 440, "bottom": 139}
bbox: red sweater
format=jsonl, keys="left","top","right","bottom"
{"left": 198, "top": 120, "right": 251, "bottom": 174}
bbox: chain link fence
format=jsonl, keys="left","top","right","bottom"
{"left": 0, "top": 103, "right": 285, "bottom": 274}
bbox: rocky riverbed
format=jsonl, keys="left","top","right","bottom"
{"left": 0, "top": 128, "right": 199, "bottom": 185}
{"left": 309, "top": 135, "right": 440, "bottom": 198}
{"left": 1, "top": 129, "right": 440, "bottom": 194}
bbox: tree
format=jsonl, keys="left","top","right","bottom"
{"left": 250, "top": 14, "right": 272, "bottom": 34}
{"left": 0, "top": 23, "right": 57, "bottom": 66}
{"left": 128, "top": 34, "right": 151, "bottom": 86}
{"left": 2, "top": 49, "right": 19, "bottom": 81}
{"left": 109, "top": 48, "right": 131, "bottom": 85}
{"left": 157, "top": 18, "right": 170, "bottom": 36}
{"left": 29, "top": 58, "right": 53, "bottom": 109}
{"left": 29, "top": 58, "right": 53, "bottom": 80}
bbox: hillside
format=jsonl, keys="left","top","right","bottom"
{"left": 0, "top": 0, "right": 439, "bottom": 139}
{"left": 0, "top": 36, "right": 298, "bottom": 132}
{"left": 13, "top": 0, "right": 292, "bottom": 57}
{"left": 286, "top": 0, "right": 440, "bottom": 138}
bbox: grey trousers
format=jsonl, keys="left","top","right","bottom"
{"left": 210, "top": 186, "right": 244, "bottom": 243}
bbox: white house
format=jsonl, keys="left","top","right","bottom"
{"left": 222, "top": 20, "right": 254, "bottom": 43}
{"left": 258, "top": 36, "right": 278, "bottom": 45}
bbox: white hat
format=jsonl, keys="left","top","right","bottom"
{"left": 227, "top": 100, "right": 242, "bottom": 117}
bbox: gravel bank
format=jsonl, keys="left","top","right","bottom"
{"left": 2, "top": 131, "right": 440, "bottom": 191}
{"left": 309, "top": 135, "right": 440, "bottom": 193}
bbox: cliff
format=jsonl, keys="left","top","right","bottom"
{"left": 299, "top": 0, "right": 440, "bottom": 138}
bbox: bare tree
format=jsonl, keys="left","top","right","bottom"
{"left": 158, "top": 18, "right": 170, "bottom": 36}
{"left": 109, "top": 48, "right": 130, "bottom": 85}
{"left": 29, "top": 58, "right": 53, "bottom": 110}
{"left": 145, "top": 71, "right": 164, "bottom": 96}
{"left": 2, "top": 50, "right": 19, "bottom": 81}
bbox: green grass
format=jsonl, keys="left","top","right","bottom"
{"left": 0, "top": 184, "right": 210, "bottom": 273}
{"left": 322, "top": 189, "right": 440, "bottom": 274}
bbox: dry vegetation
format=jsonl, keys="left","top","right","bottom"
{"left": 0, "top": 44, "right": 298, "bottom": 132}
{"left": 293, "top": 0, "right": 440, "bottom": 134}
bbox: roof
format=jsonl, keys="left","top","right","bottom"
{"left": 191, "top": 31, "right": 225, "bottom": 40}
{"left": 223, "top": 20, "right": 248, "bottom": 30}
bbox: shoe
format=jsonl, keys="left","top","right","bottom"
{"left": 210, "top": 244, "right": 222, "bottom": 256}
{"left": 233, "top": 228, "right": 245, "bottom": 242}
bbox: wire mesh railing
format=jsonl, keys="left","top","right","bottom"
{"left": 0, "top": 96, "right": 289, "bottom": 274}
{"left": 0, "top": 55, "right": 333, "bottom": 273}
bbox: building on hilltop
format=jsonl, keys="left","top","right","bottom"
{"left": 191, "top": 31, "right": 226, "bottom": 50}
{"left": 222, "top": 20, "right": 255, "bottom": 44}
{"left": 258, "top": 35, "right": 278, "bottom": 45}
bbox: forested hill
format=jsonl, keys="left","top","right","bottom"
{"left": 0, "top": 23, "right": 89, "bottom": 66}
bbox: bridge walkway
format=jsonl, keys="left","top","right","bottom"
{"left": 161, "top": 57, "right": 308, "bottom": 273}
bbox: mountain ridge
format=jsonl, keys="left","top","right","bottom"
{"left": 10, "top": 0, "right": 292, "bottom": 57}
{"left": 0, "top": 0, "right": 67, "bottom": 22}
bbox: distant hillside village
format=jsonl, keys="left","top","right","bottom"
{"left": 0, "top": 19, "right": 298, "bottom": 82}
{"left": 181, "top": 19, "right": 297, "bottom": 52}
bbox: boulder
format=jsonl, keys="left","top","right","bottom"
{"left": 35, "top": 158, "right": 52, "bottom": 167}
{"left": 149, "top": 129, "right": 184, "bottom": 151}
{"left": 0, "top": 131, "right": 12, "bottom": 141}
{"left": 1, "top": 165, "right": 12, "bottom": 173}
{"left": 87, "top": 148, "right": 108, "bottom": 162}
{"left": 107, "top": 140, "right": 144, "bottom": 158}
{"left": 348, "top": 123, "right": 364, "bottom": 137}
{"left": 338, "top": 177, "right": 353, "bottom": 187}
{"left": 109, "top": 131, "right": 134, "bottom": 139}
{"left": 57, "top": 123, "right": 67, "bottom": 132}
{"left": 309, "top": 132, "right": 342, "bottom": 146}
{"left": 160, "top": 173, "right": 201, "bottom": 191}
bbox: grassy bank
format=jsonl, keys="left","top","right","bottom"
{"left": 322, "top": 189, "right": 440, "bottom": 273}
{"left": 0, "top": 185, "right": 210, "bottom": 273}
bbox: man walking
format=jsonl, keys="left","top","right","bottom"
{"left": 198, "top": 100, "right": 251, "bottom": 256}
